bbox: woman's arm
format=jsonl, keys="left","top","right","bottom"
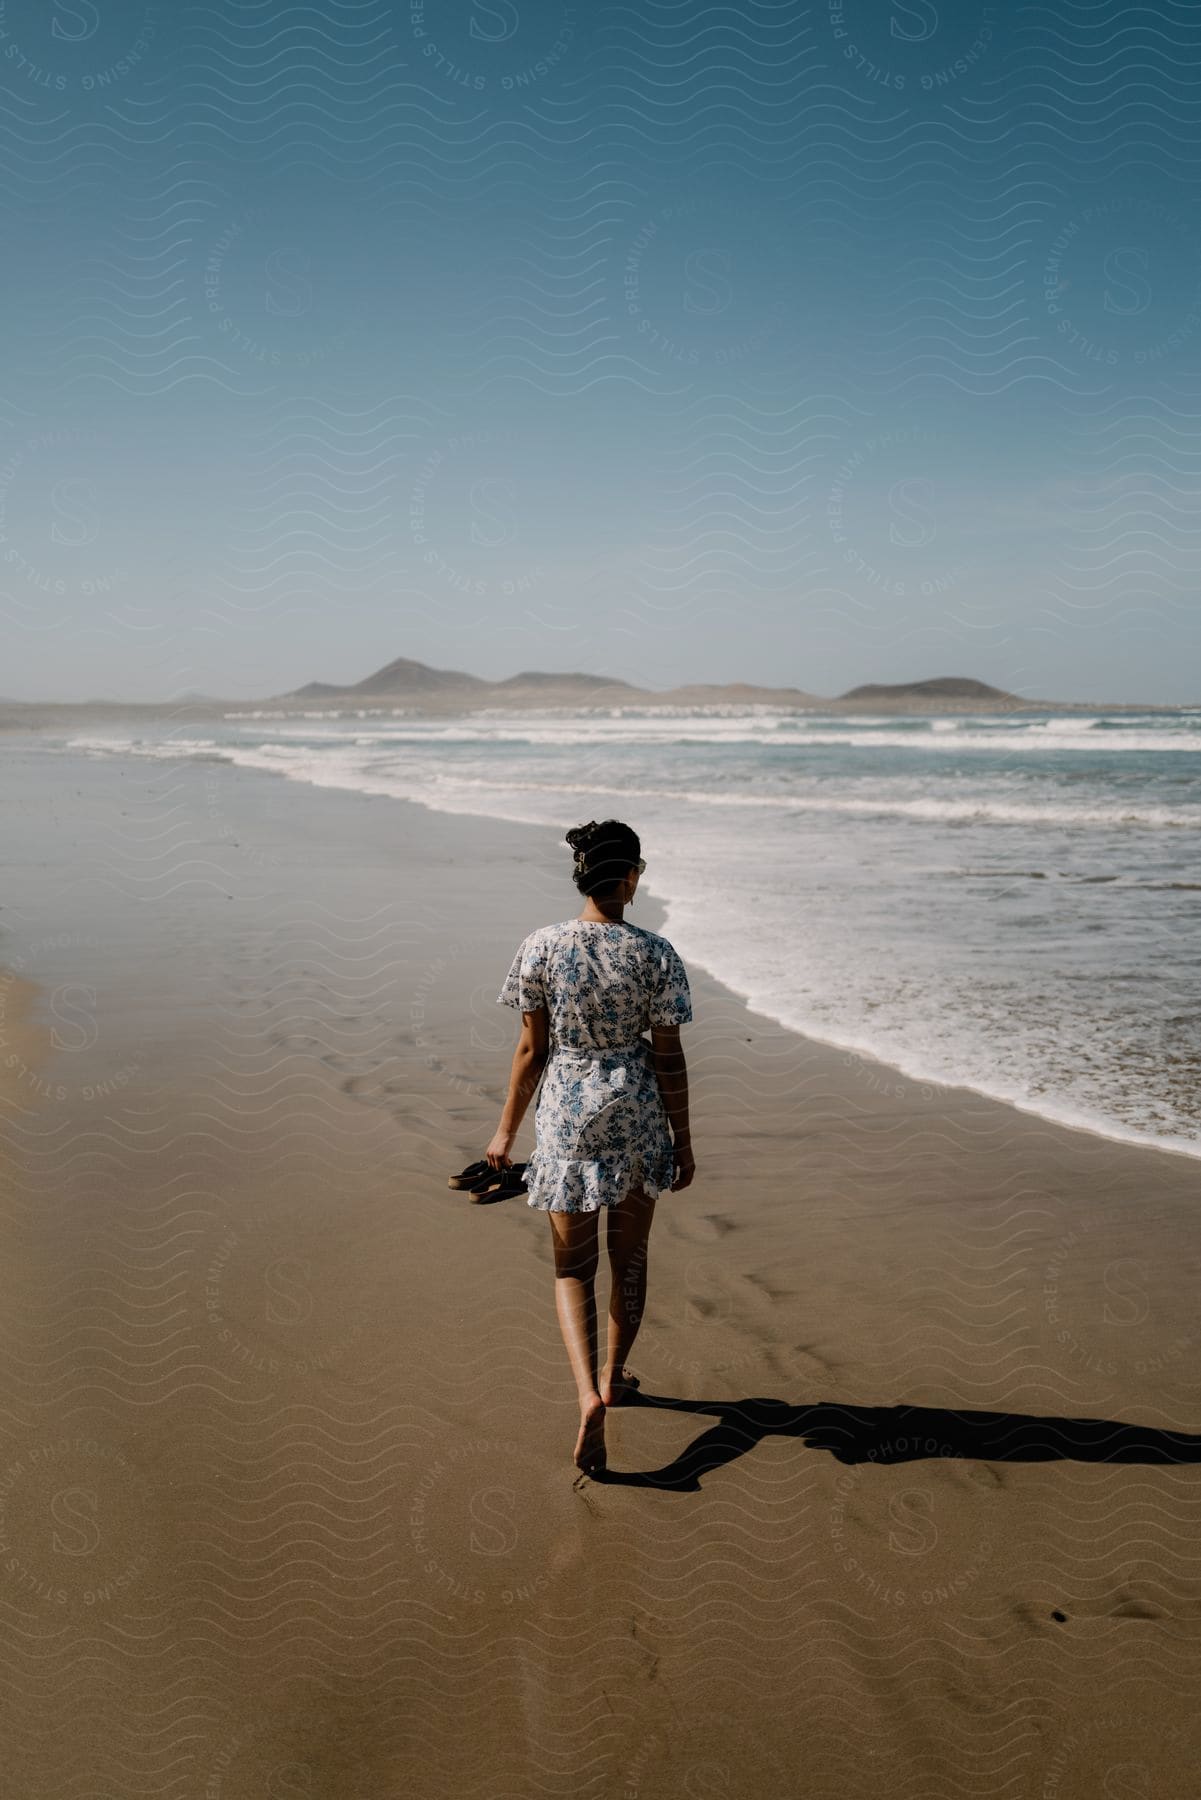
{"left": 486, "top": 1008, "right": 549, "bottom": 1167}
{"left": 651, "top": 1023, "right": 693, "bottom": 1189}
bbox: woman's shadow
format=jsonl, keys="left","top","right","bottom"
{"left": 594, "top": 1393, "right": 1201, "bottom": 1490}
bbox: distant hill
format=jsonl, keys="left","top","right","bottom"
{"left": 841, "top": 677, "right": 1015, "bottom": 703}
{"left": 279, "top": 656, "right": 818, "bottom": 709}
{"left": 665, "top": 681, "right": 815, "bottom": 705}
{"left": 352, "top": 656, "right": 489, "bottom": 697}
{"left": 495, "top": 669, "right": 616, "bottom": 688}
{"left": 288, "top": 658, "right": 638, "bottom": 701}
{"left": 11, "top": 665, "right": 1192, "bottom": 722}
{"left": 271, "top": 658, "right": 1031, "bottom": 713}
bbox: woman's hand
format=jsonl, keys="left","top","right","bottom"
{"left": 485, "top": 1127, "right": 517, "bottom": 1171}
{"left": 671, "top": 1142, "right": 695, "bottom": 1191}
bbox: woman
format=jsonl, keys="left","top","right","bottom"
{"left": 486, "top": 819, "right": 695, "bottom": 1475}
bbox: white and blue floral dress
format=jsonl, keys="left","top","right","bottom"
{"left": 497, "top": 920, "right": 693, "bottom": 1214}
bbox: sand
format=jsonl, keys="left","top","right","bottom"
{"left": 0, "top": 737, "right": 1198, "bottom": 1797}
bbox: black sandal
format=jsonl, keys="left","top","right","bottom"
{"left": 448, "top": 1159, "right": 491, "bottom": 1190}
{"left": 468, "top": 1163, "right": 528, "bottom": 1204}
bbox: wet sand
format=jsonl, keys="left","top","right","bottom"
{"left": 0, "top": 739, "right": 1199, "bottom": 1797}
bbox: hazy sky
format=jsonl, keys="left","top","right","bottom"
{"left": 2, "top": 0, "right": 1200, "bottom": 704}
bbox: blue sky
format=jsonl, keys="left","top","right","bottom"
{"left": 2, "top": 0, "right": 1200, "bottom": 703}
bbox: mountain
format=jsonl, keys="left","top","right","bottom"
{"left": 840, "top": 677, "right": 1015, "bottom": 702}
{"left": 270, "top": 658, "right": 1036, "bottom": 713}
{"left": 282, "top": 659, "right": 648, "bottom": 704}
{"left": 664, "top": 680, "right": 815, "bottom": 705}
{"left": 277, "top": 656, "right": 817, "bottom": 709}
{"left": 178, "top": 656, "right": 1046, "bottom": 714}
{"left": 286, "top": 657, "right": 493, "bottom": 700}
{"left": 495, "top": 669, "right": 617, "bottom": 688}
{"left": 10, "top": 665, "right": 1188, "bottom": 722}
{"left": 260, "top": 657, "right": 1053, "bottom": 715}
{"left": 352, "top": 656, "right": 489, "bottom": 696}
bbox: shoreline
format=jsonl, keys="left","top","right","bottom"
{"left": 19, "top": 727, "right": 1198, "bottom": 1170}
{"left": 3, "top": 734, "right": 1195, "bottom": 1193}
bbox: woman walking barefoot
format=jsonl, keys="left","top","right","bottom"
{"left": 486, "top": 819, "right": 696, "bottom": 1475}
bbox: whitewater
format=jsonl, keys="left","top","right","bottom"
{"left": 60, "top": 705, "right": 1201, "bottom": 1160}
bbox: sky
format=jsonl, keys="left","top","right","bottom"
{"left": 2, "top": 0, "right": 1201, "bottom": 705}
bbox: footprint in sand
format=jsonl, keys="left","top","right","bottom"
{"left": 743, "top": 1270, "right": 792, "bottom": 1305}
{"left": 319, "top": 1051, "right": 383, "bottom": 1074}
{"left": 672, "top": 1211, "right": 738, "bottom": 1244}
{"left": 684, "top": 1294, "right": 724, "bottom": 1321}
{"left": 341, "top": 1075, "right": 385, "bottom": 1101}
{"left": 967, "top": 1464, "right": 1005, "bottom": 1491}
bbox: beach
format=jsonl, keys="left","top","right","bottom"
{"left": 1, "top": 737, "right": 1200, "bottom": 1797}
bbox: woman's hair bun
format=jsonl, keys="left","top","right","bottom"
{"left": 565, "top": 818, "right": 641, "bottom": 898}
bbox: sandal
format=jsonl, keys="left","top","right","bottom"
{"left": 468, "top": 1163, "right": 528, "bottom": 1204}
{"left": 448, "top": 1159, "right": 491, "bottom": 1190}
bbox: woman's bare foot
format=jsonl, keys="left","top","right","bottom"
{"left": 598, "top": 1366, "right": 640, "bottom": 1408}
{"left": 574, "top": 1397, "right": 606, "bottom": 1473}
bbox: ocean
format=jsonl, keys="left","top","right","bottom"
{"left": 61, "top": 706, "right": 1201, "bottom": 1159}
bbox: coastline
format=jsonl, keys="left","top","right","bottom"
{"left": 15, "top": 724, "right": 1200, "bottom": 1163}
{"left": 1, "top": 741, "right": 1199, "bottom": 1793}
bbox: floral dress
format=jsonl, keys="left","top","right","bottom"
{"left": 497, "top": 919, "right": 693, "bottom": 1214}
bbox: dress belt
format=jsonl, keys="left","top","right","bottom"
{"left": 552, "top": 1041, "right": 650, "bottom": 1089}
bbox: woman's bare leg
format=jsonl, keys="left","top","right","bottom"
{"left": 548, "top": 1209, "right": 606, "bottom": 1471}
{"left": 600, "top": 1186, "right": 656, "bottom": 1406}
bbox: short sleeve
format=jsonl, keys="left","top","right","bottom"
{"left": 497, "top": 934, "right": 547, "bottom": 1014}
{"left": 648, "top": 940, "right": 692, "bottom": 1027}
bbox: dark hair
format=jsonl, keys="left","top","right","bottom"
{"left": 566, "top": 819, "right": 641, "bottom": 899}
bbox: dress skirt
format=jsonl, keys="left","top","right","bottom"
{"left": 525, "top": 1039, "right": 677, "bottom": 1214}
